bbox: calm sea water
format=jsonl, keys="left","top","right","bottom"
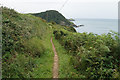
{"left": 73, "top": 18, "right": 118, "bottom": 35}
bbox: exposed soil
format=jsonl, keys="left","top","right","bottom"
{"left": 51, "top": 37, "right": 59, "bottom": 78}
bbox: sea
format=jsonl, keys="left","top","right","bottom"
{"left": 72, "top": 18, "right": 118, "bottom": 35}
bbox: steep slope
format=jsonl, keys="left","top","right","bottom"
{"left": 2, "top": 7, "right": 120, "bottom": 79}
{"left": 2, "top": 7, "right": 54, "bottom": 78}
{"left": 32, "top": 10, "right": 72, "bottom": 26}
{"left": 2, "top": 7, "right": 76, "bottom": 78}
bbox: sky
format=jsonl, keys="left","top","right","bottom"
{"left": 0, "top": 0, "right": 119, "bottom": 19}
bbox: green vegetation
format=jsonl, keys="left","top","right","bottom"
{"left": 53, "top": 29, "right": 120, "bottom": 79}
{"left": 31, "top": 33, "right": 54, "bottom": 78}
{"left": 32, "top": 10, "right": 74, "bottom": 26}
{"left": 52, "top": 36, "right": 85, "bottom": 78}
{"left": 2, "top": 7, "right": 75, "bottom": 78}
{"left": 2, "top": 7, "right": 120, "bottom": 79}
{"left": 2, "top": 7, "right": 54, "bottom": 78}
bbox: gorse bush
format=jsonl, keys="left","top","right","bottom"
{"left": 54, "top": 30, "right": 120, "bottom": 79}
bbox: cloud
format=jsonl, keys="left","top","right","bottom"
{"left": 0, "top": 0, "right": 118, "bottom": 19}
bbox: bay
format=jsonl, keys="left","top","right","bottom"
{"left": 73, "top": 18, "right": 118, "bottom": 35}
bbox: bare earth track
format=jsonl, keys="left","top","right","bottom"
{"left": 51, "top": 38, "right": 59, "bottom": 78}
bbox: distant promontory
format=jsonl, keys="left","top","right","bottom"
{"left": 32, "top": 10, "right": 76, "bottom": 27}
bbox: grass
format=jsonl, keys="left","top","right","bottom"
{"left": 32, "top": 50, "right": 53, "bottom": 78}
{"left": 31, "top": 28, "right": 54, "bottom": 78}
{"left": 3, "top": 7, "right": 55, "bottom": 77}
{"left": 52, "top": 36, "right": 84, "bottom": 78}
{"left": 2, "top": 7, "right": 78, "bottom": 78}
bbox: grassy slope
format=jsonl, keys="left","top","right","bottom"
{"left": 52, "top": 36, "right": 85, "bottom": 78}
{"left": 31, "top": 29, "right": 54, "bottom": 78}
{"left": 21, "top": 15, "right": 54, "bottom": 78}
{"left": 2, "top": 7, "right": 54, "bottom": 78}
{"left": 3, "top": 7, "right": 79, "bottom": 78}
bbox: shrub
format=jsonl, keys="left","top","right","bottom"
{"left": 2, "top": 54, "right": 36, "bottom": 78}
{"left": 54, "top": 30, "right": 120, "bottom": 79}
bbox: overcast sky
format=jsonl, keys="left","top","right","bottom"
{"left": 0, "top": 0, "right": 119, "bottom": 19}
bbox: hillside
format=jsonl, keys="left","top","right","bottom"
{"left": 32, "top": 10, "right": 73, "bottom": 26}
{"left": 2, "top": 7, "right": 53, "bottom": 78}
{"left": 2, "top": 7, "right": 120, "bottom": 79}
{"left": 2, "top": 7, "right": 76, "bottom": 78}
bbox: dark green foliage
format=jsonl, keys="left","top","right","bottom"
{"left": 2, "top": 54, "right": 36, "bottom": 78}
{"left": 32, "top": 10, "right": 77, "bottom": 33}
{"left": 54, "top": 30, "right": 120, "bottom": 79}
{"left": 32, "top": 10, "right": 71, "bottom": 26}
{"left": 2, "top": 19, "right": 24, "bottom": 55}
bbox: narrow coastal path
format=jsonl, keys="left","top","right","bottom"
{"left": 51, "top": 37, "right": 59, "bottom": 78}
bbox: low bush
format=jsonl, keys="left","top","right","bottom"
{"left": 54, "top": 30, "right": 120, "bottom": 79}
{"left": 2, "top": 7, "right": 48, "bottom": 78}
{"left": 2, "top": 54, "right": 36, "bottom": 78}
